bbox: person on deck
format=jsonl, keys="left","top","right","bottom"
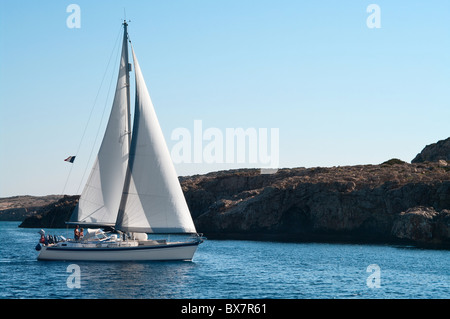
{"left": 38, "top": 229, "right": 46, "bottom": 244}
{"left": 74, "top": 225, "right": 80, "bottom": 241}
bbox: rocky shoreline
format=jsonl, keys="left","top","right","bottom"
{"left": 16, "top": 195, "right": 79, "bottom": 229}
{"left": 0, "top": 195, "right": 63, "bottom": 221}
{"left": 2, "top": 137, "right": 449, "bottom": 249}
{"left": 183, "top": 162, "right": 450, "bottom": 249}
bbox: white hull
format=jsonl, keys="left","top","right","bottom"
{"left": 37, "top": 241, "right": 200, "bottom": 261}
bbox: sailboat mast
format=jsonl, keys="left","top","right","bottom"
{"left": 123, "top": 20, "right": 132, "bottom": 147}
{"left": 115, "top": 20, "right": 133, "bottom": 232}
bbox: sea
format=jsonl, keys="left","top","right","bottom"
{"left": 0, "top": 221, "right": 448, "bottom": 301}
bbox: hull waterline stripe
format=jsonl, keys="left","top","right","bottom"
{"left": 45, "top": 241, "right": 199, "bottom": 252}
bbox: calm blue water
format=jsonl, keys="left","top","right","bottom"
{"left": 0, "top": 221, "right": 448, "bottom": 299}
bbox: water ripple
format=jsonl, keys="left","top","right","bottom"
{"left": 0, "top": 222, "right": 449, "bottom": 299}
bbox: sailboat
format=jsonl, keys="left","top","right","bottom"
{"left": 36, "top": 21, "right": 204, "bottom": 261}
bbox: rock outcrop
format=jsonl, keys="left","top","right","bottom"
{"left": 391, "top": 207, "right": 450, "bottom": 247}
{"left": 0, "top": 195, "right": 63, "bottom": 221}
{"left": 412, "top": 137, "right": 450, "bottom": 163}
{"left": 185, "top": 162, "right": 450, "bottom": 248}
{"left": 18, "top": 195, "right": 79, "bottom": 228}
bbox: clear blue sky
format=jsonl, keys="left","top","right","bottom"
{"left": 1, "top": 0, "right": 449, "bottom": 197}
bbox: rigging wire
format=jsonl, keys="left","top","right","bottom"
{"left": 60, "top": 25, "right": 123, "bottom": 196}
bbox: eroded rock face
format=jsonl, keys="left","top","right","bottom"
{"left": 186, "top": 163, "right": 450, "bottom": 247}
{"left": 392, "top": 207, "right": 450, "bottom": 245}
{"left": 412, "top": 137, "right": 450, "bottom": 163}
{"left": 0, "top": 195, "right": 63, "bottom": 221}
{"left": 18, "top": 195, "right": 79, "bottom": 228}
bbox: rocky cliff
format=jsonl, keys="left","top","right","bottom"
{"left": 18, "top": 195, "right": 79, "bottom": 228}
{"left": 184, "top": 161, "right": 450, "bottom": 248}
{"left": 412, "top": 137, "right": 450, "bottom": 163}
{"left": 0, "top": 195, "right": 63, "bottom": 221}
{"left": 392, "top": 206, "right": 450, "bottom": 246}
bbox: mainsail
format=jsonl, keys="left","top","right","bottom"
{"left": 70, "top": 22, "right": 196, "bottom": 234}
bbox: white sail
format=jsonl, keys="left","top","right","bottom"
{"left": 115, "top": 46, "right": 196, "bottom": 234}
{"left": 70, "top": 28, "right": 131, "bottom": 226}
